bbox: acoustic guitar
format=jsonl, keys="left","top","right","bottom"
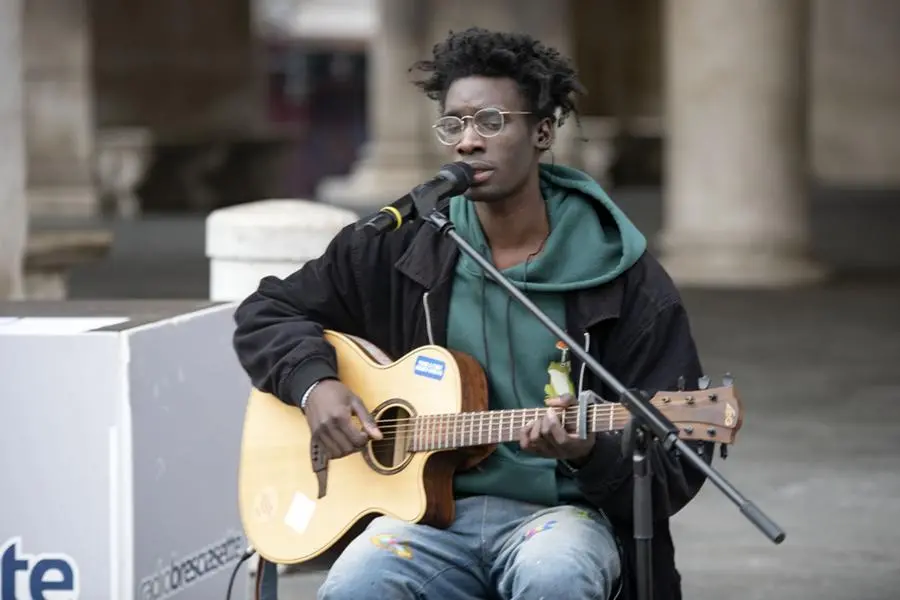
{"left": 238, "top": 330, "right": 743, "bottom": 565}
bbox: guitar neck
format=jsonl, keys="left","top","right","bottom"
{"left": 407, "top": 403, "right": 634, "bottom": 452}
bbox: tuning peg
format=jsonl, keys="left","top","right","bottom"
{"left": 722, "top": 372, "right": 734, "bottom": 387}
{"left": 697, "top": 375, "right": 710, "bottom": 390}
{"left": 720, "top": 444, "right": 729, "bottom": 460}
{"left": 677, "top": 375, "right": 685, "bottom": 391}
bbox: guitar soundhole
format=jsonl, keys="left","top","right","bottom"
{"left": 365, "top": 400, "right": 415, "bottom": 475}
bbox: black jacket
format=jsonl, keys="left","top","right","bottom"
{"left": 232, "top": 200, "right": 714, "bottom": 600}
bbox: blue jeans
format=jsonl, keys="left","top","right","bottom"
{"left": 317, "top": 495, "right": 622, "bottom": 600}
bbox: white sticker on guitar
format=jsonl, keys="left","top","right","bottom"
{"left": 414, "top": 355, "right": 446, "bottom": 380}
{"left": 283, "top": 492, "right": 316, "bottom": 534}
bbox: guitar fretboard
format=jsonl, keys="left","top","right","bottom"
{"left": 405, "top": 403, "right": 632, "bottom": 452}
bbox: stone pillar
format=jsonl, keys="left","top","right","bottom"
{"left": 810, "top": 0, "right": 900, "bottom": 187}
{"left": 206, "top": 199, "right": 360, "bottom": 302}
{"left": 23, "top": 0, "right": 98, "bottom": 218}
{"left": 659, "top": 0, "right": 826, "bottom": 287}
{"left": 316, "top": 0, "right": 433, "bottom": 209}
{"left": 0, "top": 0, "right": 27, "bottom": 300}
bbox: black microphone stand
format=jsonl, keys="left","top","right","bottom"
{"left": 421, "top": 208, "right": 786, "bottom": 600}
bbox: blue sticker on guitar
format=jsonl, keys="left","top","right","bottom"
{"left": 414, "top": 356, "right": 446, "bottom": 380}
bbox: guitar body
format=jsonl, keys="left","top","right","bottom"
{"left": 237, "top": 330, "right": 745, "bottom": 565}
{"left": 237, "top": 330, "right": 492, "bottom": 565}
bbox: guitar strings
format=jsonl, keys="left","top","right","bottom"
{"left": 359, "top": 404, "right": 623, "bottom": 430}
{"left": 366, "top": 409, "right": 622, "bottom": 431}
{"left": 366, "top": 421, "right": 635, "bottom": 440}
{"left": 367, "top": 416, "right": 638, "bottom": 447}
{"left": 371, "top": 421, "right": 627, "bottom": 445}
{"left": 361, "top": 407, "right": 632, "bottom": 441}
{"left": 366, "top": 415, "right": 627, "bottom": 435}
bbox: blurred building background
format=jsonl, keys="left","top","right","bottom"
{"left": 1, "top": 0, "right": 899, "bottom": 300}
{"left": 2, "top": 3, "right": 899, "bottom": 599}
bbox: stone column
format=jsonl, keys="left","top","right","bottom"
{"left": 810, "top": 0, "right": 900, "bottom": 187}
{"left": 23, "top": 0, "right": 98, "bottom": 218}
{"left": 0, "top": 0, "right": 28, "bottom": 299}
{"left": 316, "top": 0, "right": 433, "bottom": 209}
{"left": 658, "top": 0, "right": 826, "bottom": 287}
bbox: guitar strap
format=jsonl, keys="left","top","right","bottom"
{"left": 310, "top": 440, "right": 329, "bottom": 498}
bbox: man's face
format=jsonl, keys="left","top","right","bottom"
{"left": 437, "top": 76, "right": 542, "bottom": 203}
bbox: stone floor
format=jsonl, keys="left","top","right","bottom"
{"left": 48, "top": 186, "right": 900, "bottom": 599}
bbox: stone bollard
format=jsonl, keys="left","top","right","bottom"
{"left": 205, "top": 199, "right": 360, "bottom": 303}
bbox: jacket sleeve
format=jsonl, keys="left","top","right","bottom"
{"left": 231, "top": 224, "right": 367, "bottom": 408}
{"left": 569, "top": 300, "right": 715, "bottom": 521}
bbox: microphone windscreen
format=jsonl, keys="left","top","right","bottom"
{"left": 440, "top": 162, "right": 475, "bottom": 193}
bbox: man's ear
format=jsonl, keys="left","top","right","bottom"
{"left": 535, "top": 118, "right": 555, "bottom": 151}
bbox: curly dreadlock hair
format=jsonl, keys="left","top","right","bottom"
{"left": 409, "top": 27, "right": 587, "bottom": 127}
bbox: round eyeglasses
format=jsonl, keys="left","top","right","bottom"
{"left": 432, "top": 107, "right": 532, "bottom": 145}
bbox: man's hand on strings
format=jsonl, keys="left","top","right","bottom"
{"left": 519, "top": 394, "right": 596, "bottom": 465}
{"left": 305, "top": 379, "right": 382, "bottom": 458}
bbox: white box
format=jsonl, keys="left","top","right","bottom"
{"left": 0, "top": 301, "right": 253, "bottom": 600}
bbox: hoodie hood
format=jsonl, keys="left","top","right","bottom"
{"left": 449, "top": 162, "right": 647, "bottom": 291}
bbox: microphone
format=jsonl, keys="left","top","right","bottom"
{"left": 356, "top": 162, "right": 474, "bottom": 237}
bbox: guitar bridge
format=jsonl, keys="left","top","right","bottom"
{"left": 310, "top": 440, "right": 329, "bottom": 498}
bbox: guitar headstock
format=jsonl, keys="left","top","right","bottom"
{"left": 651, "top": 379, "right": 743, "bottom": 444}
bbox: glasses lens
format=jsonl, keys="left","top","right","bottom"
{"left": 434, "top": 116, "right": 463, "bottom": 144}
{"left": 474, "top": 109, "right": 504, "bottom": 137}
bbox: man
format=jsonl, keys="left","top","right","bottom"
{"left": 233, "top": 27, "right": 712, "bottom": 600}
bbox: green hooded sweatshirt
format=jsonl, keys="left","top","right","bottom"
{"left": 447, "top": 163, "right": 647, "bottom": 506}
